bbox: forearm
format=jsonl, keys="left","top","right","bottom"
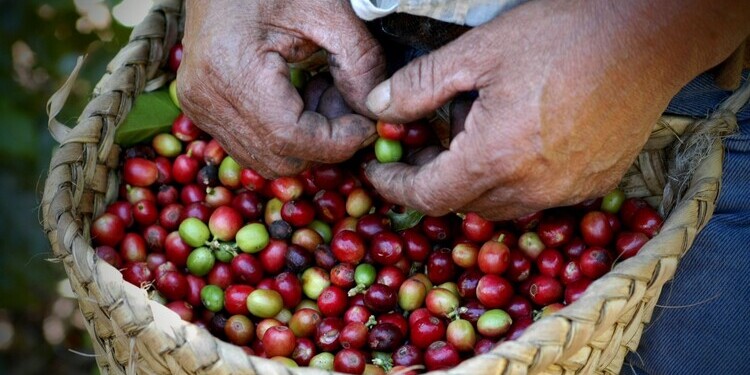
{"left": 593, "top": 0, "right": 750, "bottom": 92}
{"left": 518, "top": 0, "right": 750, "bottom": 133}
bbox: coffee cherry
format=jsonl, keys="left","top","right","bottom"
{"left": 579, "top": 246, "right": 613, "bottom": 279}
{"left": 527, "top": 275, "right": 564, "bottom": 306}
{"left": 236, "top": 223, "right": 269, "bottom": 253}
{"left": 374, "top": 138, "right": 402, "bottom": 163}
{"left": 398, "top": 278, "right": 427, "bottom": 311}
{"left": 446, "top": 319, "right": 477, "bottom": 352}
{"left": 247, "top": 289, "right": 284, "bottom": 318}
{"left": 208, "top": 206, "right": 243, "bottom": 241}
{"left": 368, "top": 322, "right": 404, "bottom": 352}
{"left": 200, "top": 285, "right": 224, "bottom": 312}
{"left": 410, "top": 316, "right": 446, "bottom": 350}
{"left": 124, "top": 158, "right": 158, "bottom": 187}
{"left": 224, "top": 314, "right": 255, "bottom": 346}
{"left": 424, "top": 341, "right": 460, "bottom": 371}
{"left": 179, "top": 218, "right": 210, "bottom": 248}
{"left": 263, "top": 326, "right": 296, "bottom": 357}
{"left": 91, "top": 213, "right": 126, "bottom": 247}
{"left": 364, "top": 284, "right": 397, "bottom": 313}
{"left": 187, "top": 247, "right": 215, "bottom": 276}
{"left": 476, "top": 274, "right": 513, "bottom": 308}
{"left": 477, "top": 309, "right": 512, "bottom": 338}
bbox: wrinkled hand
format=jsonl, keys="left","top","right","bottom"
{"left": 178, "top": 0, "right": 385, "bottom": 177}
{"left": 364, "top": 0, "right": 745, "bottom": 220}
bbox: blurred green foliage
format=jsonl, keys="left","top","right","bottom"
{"left": 0, "top": 0, "right": 135, "bottom": 373}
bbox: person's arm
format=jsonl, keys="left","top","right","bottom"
{"left": 177, "top": 0, "right": 386, "bottom": 178}
{"left": 364, "top": 0, "right": 750, "bottom": 219}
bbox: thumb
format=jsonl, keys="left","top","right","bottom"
{"left": 306, "top": 8, "right": 386, "bottom": 117}
{"left": 366, "top": 43, "right": 479, "bottom": 123}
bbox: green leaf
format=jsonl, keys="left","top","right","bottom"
{"left": 386, "top": 207, "right": 425, "bottom": 231}
{"left": 115, "top": 90, "right": 181, "bottom": 147}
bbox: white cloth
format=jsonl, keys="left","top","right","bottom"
{"left": 350, "top": 0, "right": 527, "bottom": 27}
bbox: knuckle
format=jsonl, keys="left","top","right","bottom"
{"left": 268, "top": 140, "right": 287, "bottom": 156}
{"left": 463, "top": 140, "right": 495, "bottom": 183}
{"left": 407, "top": 54, "right": 438, "bottom": 95}
{"left": 410, "top": 190, "right": 433, "bottom": 214}
{"left": 177, "top": 63, "right": 223, "bottom": 121}
{"left": 350, "top": 40, "right": 385, "bottom": 81}
{"left": 267, "top": 129, "right": 295, "bottom": 156}
{"left": 410, "top": 179, "right": 445, "bottom": 216}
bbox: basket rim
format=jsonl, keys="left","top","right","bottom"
{"left": 41, "top": 0, "right": 750, "bottom": 373}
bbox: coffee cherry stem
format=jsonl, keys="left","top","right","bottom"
{"left": 447, "top": 306, "right": 467, "bottom": 321}
{"left": 206, "top": 238, "right": 220, "bottom": 249}
{"left": 533, "top": 309, "right": 543, "bottom": 321}
{"left": 206, "top": 238, "right": 238, "bottom": 252}
{"left": 348, "top": 284, "right": 367, "bottom": 297}
{"left": 496, "top": 234, "right": 506, "bottom": 244}
{"left": 204, "top": 238, "right": 239, "bottom": 263}
{"left": 372, "top": 352, "right": 394, "bottom": 372}
{"left": 365, "top": 315, "right": 378, "bottom": 329}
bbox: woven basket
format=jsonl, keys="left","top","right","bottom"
{"left": 41, "top": 1, "right": 750, "bottom": 374}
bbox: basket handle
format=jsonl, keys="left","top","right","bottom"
{"left": 46, "top": 55, "right": 86, "bottom": 144}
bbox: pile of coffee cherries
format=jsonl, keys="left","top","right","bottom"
{"left": 88, "top": 44, "right": 663, "bottom": 375}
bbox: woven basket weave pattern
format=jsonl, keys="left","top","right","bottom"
{"left": 41, "top": 0, "right": 749, "bottom": 374}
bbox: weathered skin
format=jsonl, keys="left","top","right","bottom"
{"left": 365, "top": 0, "right": 750, "bottom": 219}
{"left": 178, "top": 0, "right": 385, "bottom": 178}
{"left": 179, "top": 0, "right": 750, "bottom": 220}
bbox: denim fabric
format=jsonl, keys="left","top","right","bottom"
{"left": 625, "top": 74, "right": 750, "bottom": 374}
{"left": 665, "top": 71, "right": 750, "bottom": 121}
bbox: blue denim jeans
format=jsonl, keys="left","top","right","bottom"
{"left": 625, "top": 72, "right": 750, "bottom": 374}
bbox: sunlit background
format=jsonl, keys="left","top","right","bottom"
{"left": 0, "top": 1, "right": 154, "bottom": 373}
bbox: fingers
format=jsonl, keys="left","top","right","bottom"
{"left": 460, "top": 185, "right": 531, "bottom": 221}
{"left": 284, "top": 112, "right": 378, "bottom": 162}
{"left": 317, "top": 86, "right": 353, "bottom": 119}
{"left": 303, "top": 73, "right": 332, "bottom": 111}
{"left": 209, "top": 123, "right": 309, "bottom": 179}
{"left": 405, "top": 146, "right": 443, "bottom": 166}
{"left": 309, "top": 8, "right": 386, "bottom": 117}
{"left": 450, "top": 95, "right": 474, "bottom": 138}
{"left": 179, "top": 1, "right": 383, "bottom": 177}
{"left": 243, "top": 53, "right": 378, "bottom": 165}
{"left": 460, "top": 167, "right": 623, "bottom": 221}
{"left": 365, "top": 141, "right": 490, "bottom": 216}
{"left": 365, "top": 38, "right": 481, "bottom": 123}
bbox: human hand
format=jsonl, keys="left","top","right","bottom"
{"left": 177, "top": 0, "right": 385, "bottom": 177}
{"left": 364, "top": 0, "right": 747, "bottom": 220}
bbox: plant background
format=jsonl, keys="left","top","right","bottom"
{"left": 0, "top": 1, "right": 153, "bottom": 373}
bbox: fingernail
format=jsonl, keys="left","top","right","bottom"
{"left": 367, "top": 79, "right": 391, "bottom": 115}
{"left": 363, "top": 159, "right": 378, "bottom": 176}
{"left": 361, "top": 132, "right": 379, "bottom": 147}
